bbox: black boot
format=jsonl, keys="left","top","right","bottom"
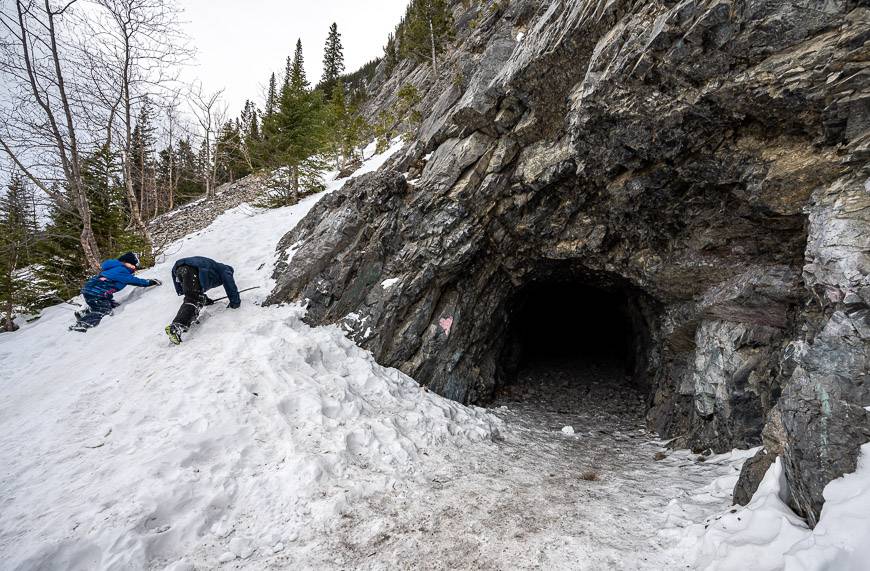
{"left": 165, "top": 323, "right": 185, "bottom": 345}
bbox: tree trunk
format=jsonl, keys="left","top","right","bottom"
{"left": 76, "top": 190, "right": 101, "bottom": 271}
{"left": 429, "top": 16, "right": 438, "bottom": 74}
{"left": 3, "top": 297, "right": 17, "bottom": 332}
{"left": 120, "top": 32, "right": 147, "bottom": 235}
{"left": 292, "top": 164, "right": 300, "bottom": 204}
{"left": 2, "top": 256, "right": 19, "bottom": 332}
{"left": 122, "top": 151, "right": 149, "bottom": 238}
{"left": 168, "top": 148, "right": 175, "bottom": 211}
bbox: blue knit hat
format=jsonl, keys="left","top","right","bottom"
{"left": 118, "top": 252, "right": 140, "bottom": 268}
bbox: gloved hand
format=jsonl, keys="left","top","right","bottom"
{"left": 203, "top": 295, "right": 215, "bottom": 306}
{"left": 148, "top": 279, "right": 162, "bottom": 286}
{"left": 228, "top": 301, "right": 241, "bottom": 309}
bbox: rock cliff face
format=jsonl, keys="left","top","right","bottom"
{"left": 268, "top": 0, "right": 870, "bottom": 525}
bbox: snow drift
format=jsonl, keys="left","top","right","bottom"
{"left": 0, "top": 145, "right": 500, "bottom": 569}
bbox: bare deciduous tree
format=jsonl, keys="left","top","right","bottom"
{"left": 191, "top": 86, "right": 226, "bottom": 199}
{"left": 0, "top": 0, "right": 102, "bottom": 270}
{"left": 92, "top": 0, "right": 190, "bottom": 235}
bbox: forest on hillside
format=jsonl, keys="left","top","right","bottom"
{"left": 0, "top": 0, "right": 455, "bottom": 331}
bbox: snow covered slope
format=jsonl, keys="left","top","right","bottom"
{"left": 0, "top": 144, "right": 500, "bottom": 570}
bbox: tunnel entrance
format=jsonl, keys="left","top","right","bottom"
{"left": 512, "top": 282, "right": 637, "bottom": 375}
{"left": 493, "top": 272, "right": 657, "bottom": 421}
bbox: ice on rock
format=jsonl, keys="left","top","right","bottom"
{"left": 561, "top": 426, "right": 575, "bottom": 435}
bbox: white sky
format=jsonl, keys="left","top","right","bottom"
{"left": 179, "top": 0, "right": 410, "bottom": 116}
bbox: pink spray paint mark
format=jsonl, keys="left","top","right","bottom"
{"left": 439, "top": 316, "right": 454, "bottom": 336}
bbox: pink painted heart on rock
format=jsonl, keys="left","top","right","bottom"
{"left": 439, "top": 316, "right": 453, "bottom": 336}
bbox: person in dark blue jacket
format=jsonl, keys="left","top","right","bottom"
{"left": 69, "top": 252, "right": 162, "bottom": 332}
{"left": 165, "top": 256, "right": 240, "bottom": 344}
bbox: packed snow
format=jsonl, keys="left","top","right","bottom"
{"left": 0, "top": 145, "right": 499, "bottom": 569}
{"left": 2, "top": 143, "right": 869, "bottom": 569}
{"left": 684, "top": 448, "right": 870, "bottom": 570}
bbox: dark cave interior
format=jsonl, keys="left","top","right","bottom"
{"left": 496, "top": 273, "right": 657, "bottom": 397}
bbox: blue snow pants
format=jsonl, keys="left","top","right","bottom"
{"left": 78, "top": 293, "right": 115, "bottom": 328}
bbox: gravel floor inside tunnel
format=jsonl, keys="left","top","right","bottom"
{"left": 493, "top": 360, "right": 648, "bottom": 444}
{"left": 321, "top": 360, "right": 754, "bottom": 570}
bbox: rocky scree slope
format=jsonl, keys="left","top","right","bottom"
{"left": 268, "top": 0, "right": 870, "bottom": 526}
{"left": 148, "top": 173, "right": 273, "bottom": 252}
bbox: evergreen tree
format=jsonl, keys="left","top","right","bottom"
{"left": 373, "top": 110, "right": 396, "bottom": 153}
{"left": 130, "top": 98, "right": 158, "bottom": 218}
{"left": 402, "top": 0, "right": 454, "bottom": 72}
{"left": 239, "top": 100, "right": 261, "bottom": 170}
{"left": 36, "top": 146, "right": 149, "bottom": 304}
{"left": 396, "top": 83, "right": 423, "bottom": 138}
{"left": 0, "top": 174, "right": 40, "bottom": 331}
{"left": 289, "top": 39, "right": 309, "bottom": 95}
{"left": 321, "top": 23, "right": 345, "bottom": 98}
{"left": 326, "top": 82, "right": 348, "bottom": 168}
{"left": 258, "top": 40, "right": 326, "bottom": 206}
{"left": 265, "top": 72, "right": 278, "bottom": 118}
{"left": 174, "top": 137, "right": 204, "bottom": 204}
{"left": 196, "top": 141, "right": 211, "bottom": 194}
{"left": 326, "top": 82, "right": 367, "bottom": 168}
{"left": 240, "top": 100, "right": 259, "bottom": 141}
{"left": 214, "top": 121, "right": 250, "bottom": 184}
{"left": 384, "top": 33, "right": 399, "bottom": 73}
{"left": 282, "top": 54, "right": 293, "bottom": 94}
{"left": 156, "top": 145, "right": 174, "bottom": 209}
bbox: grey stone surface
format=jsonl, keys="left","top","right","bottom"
{"left": 269, "top": 0, "right": 870, "bottom": 525}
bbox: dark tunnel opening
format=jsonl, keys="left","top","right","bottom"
{"left": 494, "top": 274, "right": 657, "bottom": 415}
{"left": 513, "top": 282, "right": 637, "bottom": 373}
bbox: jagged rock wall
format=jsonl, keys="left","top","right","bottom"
{"left": 268, "top": 0, "right": 870, "bottom": 525}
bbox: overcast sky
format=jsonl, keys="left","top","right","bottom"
{"left": 179, "top": 0, "right": 410, "bottom": 116}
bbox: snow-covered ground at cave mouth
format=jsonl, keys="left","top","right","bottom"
{"left": 1, "top": 142, "right": 869, "bottom": 571}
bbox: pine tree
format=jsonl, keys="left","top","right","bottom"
{"left": 396, "top": 83, "right": 423, "bottom": 138}
{"left": 384, "top": 33, "right": 399, "bottom": 73}
{"left": 326, "top": 81, "right": 367, "bottom": 169}
{"left": 0, "top": 174, "right": 40, "bottom": 331}
{"left": 258, "top": 40, "right": 326, "bottom": 206}
{"left": 374, "top": 110, "right": 396, "bottom": 153}
{"left": 36, "top": 146, "right": 149, "bottom": 304}
{"left": 130, "top": 99, "right": 158, "bottom": 219}
{"left": 156, "top": 145, "right": 175, "bottom": 209}
{"left": 196, "top": 141, "right": 211, "bottom": 194}
{"left": 239, "top": 100, "right": 261, "bottom": 170}
{"left": 174, "top": 137, "right": 204, "bottom": 204}
{"left": 289, "top": 39, "right": 309, "bottom": 95}
{"left": 326, "top": 82, "right": 348, "bottom": 168}
{"left": 404, "top": 0, "right": 454, "bottom": 72}
{"left": 265, "top": 72, "right": 278, "bottom": 118}
{"left": 214, "top": 121, "right": 250, "bottom": 184}
{"left": 321, "top": 23, "right": 345, "bottom": 98}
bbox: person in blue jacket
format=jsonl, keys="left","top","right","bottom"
{"left": 165, "top": 256, "right": 240, "bottom": 344}
{"left": 69, "top": 252, "right": 162, "bottom": 332}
